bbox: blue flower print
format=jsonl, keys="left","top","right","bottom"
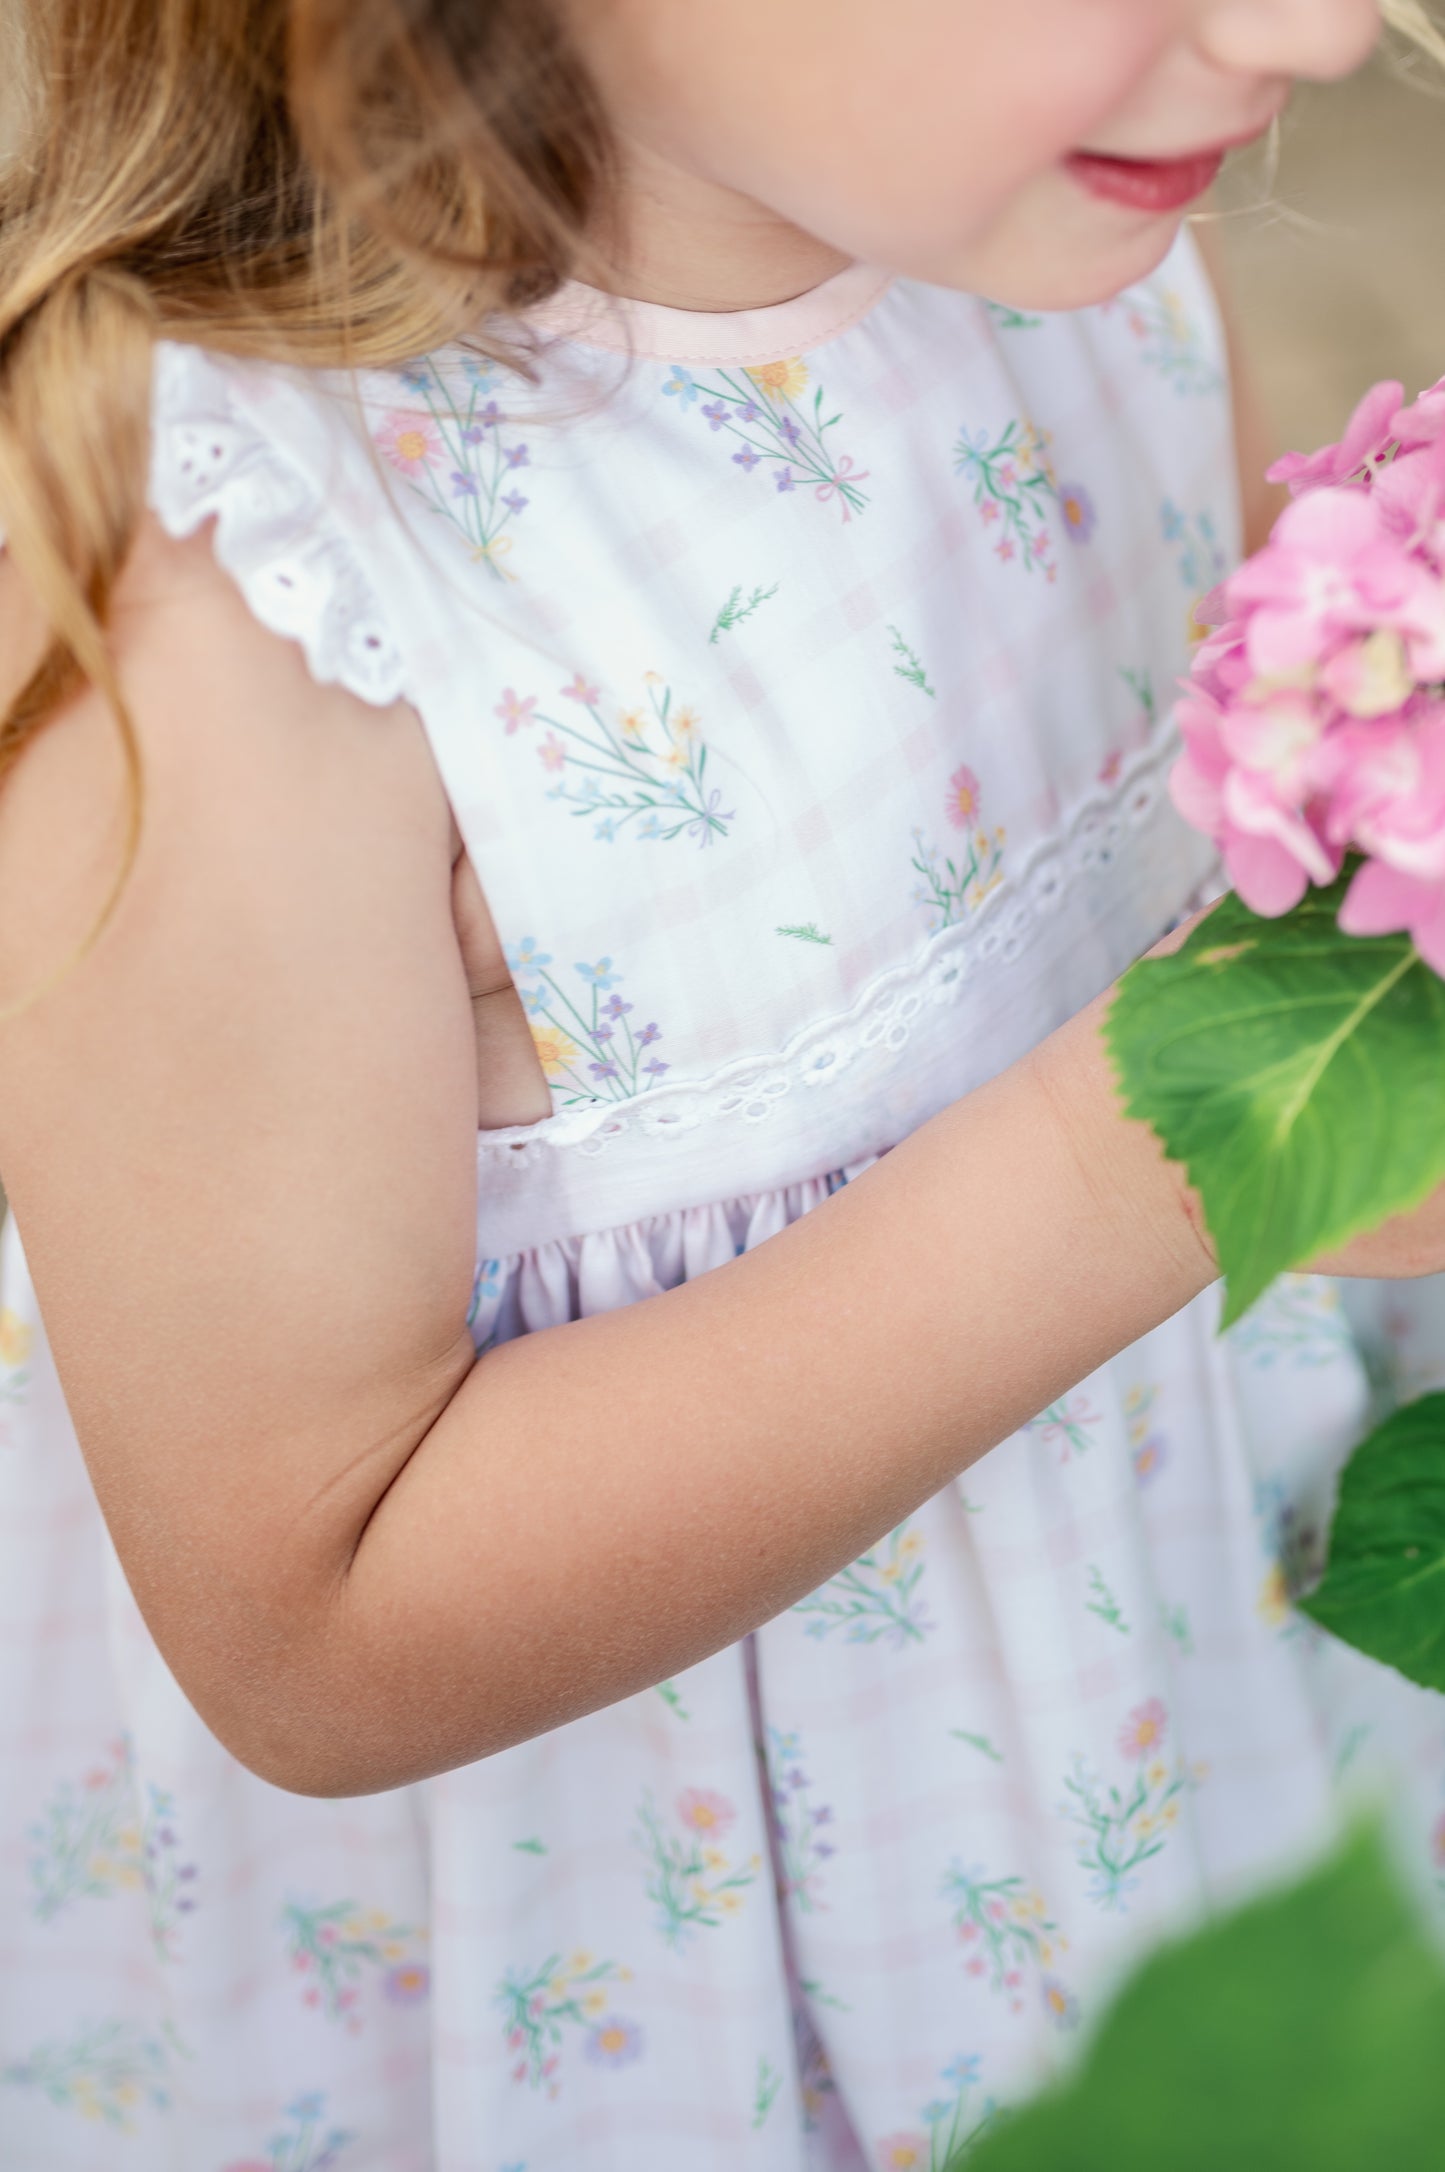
{"left": 576, "top": 959, "right": 623, "bottom": 992}
{"left": 662, "top": 367, "right": 699, "bottom": 407}
{"left": 506, "top": 938, "right": 554, "bottom": 973}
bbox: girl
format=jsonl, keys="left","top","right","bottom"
{"left": 1, "top": 1, "right": 1443, "bottom": 2166}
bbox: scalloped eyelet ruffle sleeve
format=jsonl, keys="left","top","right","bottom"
{"left": 148, "top": 341, "right": 410, "bottom": 710}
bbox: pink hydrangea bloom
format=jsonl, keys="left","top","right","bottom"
{"left": 1171, "top": 377, "right": 1445, "bottom": 976}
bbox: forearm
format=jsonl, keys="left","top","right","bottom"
{"left": 285, "top": 995, "right": 1215, "bottom": 1797}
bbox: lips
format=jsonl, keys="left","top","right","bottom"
{"left": 1065, "top": 147, "right": 1228, "bottom": 216}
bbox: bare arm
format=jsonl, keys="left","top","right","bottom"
{"left": 0, "top": 524, "right": 1222, "bottom": 1798}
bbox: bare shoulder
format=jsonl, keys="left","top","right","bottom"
{"left": 0, "top": 513, "right": 453, "bottom": 1002}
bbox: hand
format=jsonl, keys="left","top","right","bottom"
{"left": 1313, "top": 1181, "right": 1445, "bottom": 1283}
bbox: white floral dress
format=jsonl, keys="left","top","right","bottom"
{"left": 4, "top": 243, "right": 1445, "bottom": 2172}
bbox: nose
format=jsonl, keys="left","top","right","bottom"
{"left": 1199, "top": 0, "right": 1382, "bottom": 83}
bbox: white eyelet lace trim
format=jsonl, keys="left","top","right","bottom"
{"left": 148, "top": 344, "right": 409, "bottom": 709}
{"left": 478, "top": 729, "right": 1193, "bottom": 1168}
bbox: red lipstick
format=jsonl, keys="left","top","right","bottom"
{"left": 1065, "top": 147, "right": 1227, "bottom": 215}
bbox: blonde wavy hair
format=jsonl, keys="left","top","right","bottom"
{"left": 0, "top": 0, "right": 610, "bottom": 960}
{"left": 0, "top": 0, "right": 1440, "bottom": 959}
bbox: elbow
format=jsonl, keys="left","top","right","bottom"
{"left": 186, "top": 1650, "right": 406, "bottom": 1802}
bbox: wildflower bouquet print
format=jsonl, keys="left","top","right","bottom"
{"left": 1107, "top": 381, "right": 1445, "bottom": 1701}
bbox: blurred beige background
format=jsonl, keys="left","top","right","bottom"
{"left": 1219, "top": 50, "right": 1445, "bottom": 455}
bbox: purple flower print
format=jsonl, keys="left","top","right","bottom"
{"left": 1058, "top": 482, "right": 1098, "bottom": 545}
{"left": 603, "top": 994, "right": 634, "bottom": 1020}
{"left": 590, "top": 1061, "right": 620, "bottom": 1081}
{"left": 586, "top": 2017, "right": 644, "bottom": 2070}
{"left": 681, "top": 363, "right": 870, "bottom": 520}
{"left": 376, "top": 366, "right": 527, "bottom": 580}
{"left": 502, "top": 490, "right": 529, "bottom": 515}
{"left": 637, "top": 1022, "right": 662, "bottom": 1047}
{"left": 384, "top": 1963, "right": 431, "bottom": 2006}
{"left": 644, "top": 1059, "right": 670, "bottom": 1078}
{"left": 593, "top": 1024, "right": 615, "bottom": 1043}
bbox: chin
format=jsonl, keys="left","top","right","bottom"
{"left": 905, "top": 212, "right": 1191, "bottom": 315}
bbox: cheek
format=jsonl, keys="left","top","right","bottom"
{"left": 623, "top": 0, "right": 1172, "bottom": 262}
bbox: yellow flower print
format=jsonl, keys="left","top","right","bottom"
{"left": 1158, "top": 286, "right": 1192, "bottom": 345}
{"left": 567, "top": 1950, "right": 595, "bottom": 1973}
{"left": 530, "top": 1023, "right": 581, "bottom": 1080}
{"left": 879, "top": 2136, "right": 927, "bottom": 2170}
{"left": 1146, "top": 1761, "right": 1168, "bottom": 1790}
{"left": 671, "top": 705, "right": 702, "bottom": 742}
{"left": 718, "top": 1891, "right": 743, "bottom": 1916}
{"left": 1257, "top": 1561, "right": 1290, "bottom": 1630}
{"left": 0, "top": 1309, "right": 31, "bottom": 1368}
{"left": 702, "top": 1847, "right": 727, "bottom": 1872}
{"left": 584, "top": 1989, "right": 607, "bottom": 2016}
{"left": 1163, "top": 1799, "right": 1181, "bottom": 1827}
{"left": 620, "top": 709, "right": 648, "bottom": 742}
{"left": 747, "top": 357, "right": 810, "bottom": 402}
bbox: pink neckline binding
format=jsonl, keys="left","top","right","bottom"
{"left": 525, "top": 260, "right": 894, "bottom": 366}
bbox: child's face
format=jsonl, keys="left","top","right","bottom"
{"left": 575, "top": 0, "right": 1381, "bottom": 308}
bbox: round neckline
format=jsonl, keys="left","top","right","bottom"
{"left": 524, "top": 259, "right": 894, "bottom": 367}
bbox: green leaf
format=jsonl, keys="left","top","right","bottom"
{"left": 1298, "top": 1392, "right": 1445, "bottom": 1689}
{"left": 953, "top": 1827, "right": 1445, "bottom": 2172}
{"left": 1106, "top": 882, "right": 1445, "bottom": 1323}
